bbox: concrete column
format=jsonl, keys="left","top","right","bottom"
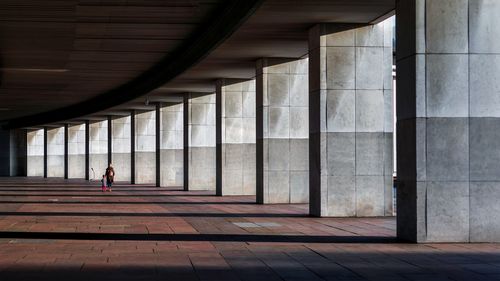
{"left": 135, "top": 110, "right": 156, "bottom": 184}
{"left": 89, "top": 120, "right": 108, "bottom": 180}
{"left": 27, "top": 129, "right": 44, "bottom": 177}
{"left": 85, "top": 121, "right": 90, "bottom": 181}
{"left": 184, "top": 93, "right": 216, "bottom": 191}
{"left": 308, "top": 20, "right": 394, "bottom": 217}
{"left": 43, "top": 127, "right": 47, "bottom": 178}
{"left": 107, "top": 116, "right": 112, "bottom": 165}
{"left": 155, "top": 103, "right": 161, "bottom": 187}
{"left": 64, "top": 124, "right": 68, "bottom": 179}
{"left": 397, "top": 0, "right": 500, "bottom": 243}
{"left": 68, "top": 124, "right": 86, "bottom": 179}
{"left": 160, "top": 103, "right": 184, "bottom": 187}
{"left": 112, "top": 116, "right": 131, "bottom": 182}
{"left": 130, "top": 111, "right": 136, "bottom": 184}
{"left": 216, "top": 79, "right": 256, "bottom": 196}
{"left": 256, "top": 58, "right": 309, "bottom": 204}
{"left": 47, "top": 127, "right": 64, "bottom": 178}
{"left": 0, "top": 129, "right": 28, "bottom": 177}
{"left": 9, "top": 129, "right": 27, "bottom": 177}
{"left": 0, "top": 129, "right": 9, "bottom": 177}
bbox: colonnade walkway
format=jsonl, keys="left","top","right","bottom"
{"left": 0, "top": 178, "right": 498, "bottom": 280}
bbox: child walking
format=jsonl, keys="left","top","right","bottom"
{"left": 101, "top": 175, "right": 107, "bottom": 192}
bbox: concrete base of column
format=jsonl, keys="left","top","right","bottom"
{"left": 218, "top": 143, "right": 256, "bottom": 196}
{"left": 160, "top": 149, "right": 183, "bottom": 187}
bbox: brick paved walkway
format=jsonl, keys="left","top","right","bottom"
{"left": 0, "top": 178, "right": 499, "bottom": 280}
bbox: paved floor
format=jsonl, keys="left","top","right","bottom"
{"left": 0, "top": 178, "right": 499, "bottom": 280}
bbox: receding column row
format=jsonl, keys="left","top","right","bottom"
{"left": 24, "top": 19, "right": 395, "bottom": 222}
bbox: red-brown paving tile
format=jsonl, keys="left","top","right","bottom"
{"left": 0, "top": 178, "right": 498, "bottom": 281}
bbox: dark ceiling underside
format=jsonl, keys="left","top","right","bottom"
{"left": 0, "top": 0, "right": 395, "bottom": 129}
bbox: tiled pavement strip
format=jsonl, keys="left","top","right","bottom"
{"left": 0, "top": 179, "right": 498, "bottom": 280}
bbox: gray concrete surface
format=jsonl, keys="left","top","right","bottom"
{"left": 216, "top": 79, "right": 256, "bottom": 196}
{"left": 46, "top": 127, "right": 64, "bottom": 178}
{"left": 68, "top": 124, "right": 86, "bottom": 179}
{"left": 184, "top": 93, "right": 216, "bottom": 191}
{"left": 112, "top": 116, "right": 132, "bottom": 182}
{"left": 256, "top": 58, "right": 309, "bottom": 204}
{"left": 309, "top": 19, "right": 394, "bottom": 217}
{"left": 396, "top": 0, "right": 500, "bottom": 242}
{"left": 160, "top": 103, "right": 184, "bottom": 187}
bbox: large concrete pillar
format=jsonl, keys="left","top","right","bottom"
{"left": 43, "top": 127, "right": 47, "bottom": 178}
{"left": 0, "top": 129, "right": 27, "bottom": 177}
{"left": 135, "top": 110, "right": 156, "bottom": 184}
{"left": 256, "top": 58, "right": 309, "bottom": 204}
{"left": 27, "top": 129, "right": 44, "bottom": 177}
{"left": 112, "top": 116, "right": 132, "bottom": 183}
{"left": 155, "top": 103, "right": 161, "bottom": 187}
{"left": 68, "top": 124, "right": 86, "bottom": 179}
{"left": 130, "top": 111, "right": 136, "bottom": 184}
{"left": 0, "top": 129, "right": 9, "bottom": 177}
{"left": 85, "top": 121, "right": 90, "bottom": 181}
{"left": 107, "top": 116, "right": 112, "bottom": 165}
{"left": 184, "top": 93, "right": 216, "bottom": 191}
{"left": 216, "top": 79, "right": 256, "bottom": 196}
{"left": 308, "top": 20, "right": 394, "bottom": 217}
{"left": 47, "top": 127, "right": 65, "bottom": 178}
{"left": 160, "top": 103, "right": 184, "bottom": 187}
{"left": 397, "top": 0, "right": 500, "bottom": 243}
{"left": 89, "top": 121, "right": 108, "bottom": 180}
{"left": 64, "top": 125, "right": 69, "bottom": 179}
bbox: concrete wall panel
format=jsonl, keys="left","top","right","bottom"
{"left": 309, "top": 18, "right": 393, "bottom": 217}
{"left": 112, "top": 116, "right": 131, "bottom": 182}
{"left": 256, "top": 58, "right": 309, "bottom": 204}
{"left": 89, "top": 121, "right": 108, "bottom": 180}
{"left": 47, "top": 127, "right": 64, "bottom": 178}
{"left": 27, "top": 129, "right": 44, "bottom": 177}
{"left": 135, "top": 111, "right": 155, "bottom": 184}
{"left": 68, "top": 124, "right": 85, "bottom": 179}
{"left": 185, "top": 93, "right": 216, "bottom": 191}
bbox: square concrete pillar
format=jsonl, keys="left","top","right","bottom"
{"left": 130, "top": 111, "right": 136, "bottom": 184}
{"left": 111, "top": 116, "right": 132, "bottom": 182}
{"left": 107, "top": 116, "right": 112, "bottom": 165}
{"left": 68, "top": 124, "right": 86, "bottom": 179}
{"left": 47, "top": 127, "right": 65, "bottom": 178}
{"left": 184, "top": 93, "right": 216, "bottom": 191}
{"left": 397, "top": 0, "right": 500, "bottom": 243}
{"left": 0, "top": 129, "right": 27, "bottom": 177}
{"left": 43, "top": 127, "right": 47, "bottom": 178}
{"left": 155, "top": 103, "right": 161, "bottom": 187}
{"left": 85, "top": 121, "right": 90, "bottom": 180}
{"left": 160, "top": 103, "right": 184, "bottom": 187}
{"left": 308, "top": 19, "right": 394, "bottom": 217}
{"left": 256, "top": 58, "right": 309, "bottom": 204}
{"left": 27, "top": 129, "right": 44, "bottom": 177}
{"left": 216, "top": 79, "right": 256, "bottom": 196}
{"left": 135, "top": 110, "right": 156, "bottom": 184}
{"left": 89, "top": 120, "right": 108, "bottom": 180}
{"left": 64, "top": 124, "right": 68, "bottom": 179}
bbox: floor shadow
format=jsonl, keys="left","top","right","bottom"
{"left": 0, "top": 193, "right": 216, "bottom": 197}
{"left": 0, "top": 231, "right": 397, "bottom": 244}
{"left": 0, "top": 201, "right": 256, "bottom": 205}
{"left": 0, "top": 211, "right": 306, "bottom": 218}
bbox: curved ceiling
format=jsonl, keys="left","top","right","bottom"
{"left": 0, "top": 0, "right": 395, "bottom": 129}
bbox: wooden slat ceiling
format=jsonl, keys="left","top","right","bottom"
{"left": 0, "top": 0, "right": 220, "bottom": 120}
{"left": 0, "top": 0, "right": 395, "bottom": 127}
